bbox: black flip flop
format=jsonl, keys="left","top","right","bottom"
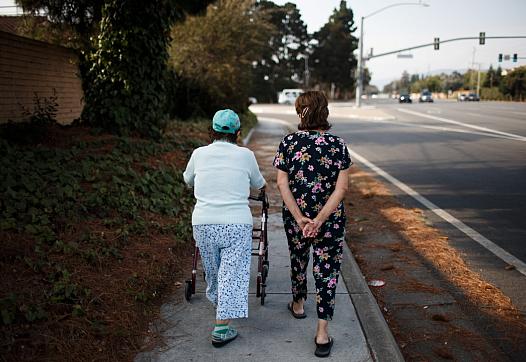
{"left": 287, "top": 301, "right": 307, "bottom": 319}
{"left": 314, "top": 337, "right": 333, "bottom": 358}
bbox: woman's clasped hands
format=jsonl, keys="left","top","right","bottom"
{"left": 296, "top": 216, "right": 323, "bottom": 238}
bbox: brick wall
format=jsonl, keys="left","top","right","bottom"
{"left": 0, "top": 31, "right": 83, "bottom": 125}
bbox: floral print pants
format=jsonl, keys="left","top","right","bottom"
{"left": 284, "top": 214, "right": 344, "bottom": 321}
{"left": 193, "top": 224, "right": 252, "bottom": 320}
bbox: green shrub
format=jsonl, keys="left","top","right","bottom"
{"left": 480, "top": 87, "right": 505, "bottom": 101}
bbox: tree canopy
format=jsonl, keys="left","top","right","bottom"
{"left": 15, "top": 0, "right": 104, "bottom": 48}
{"left": 169, "top": 0, "right": 271, "bottom": 114}
{"left": 81, "top": 0, "right": 214, "bottom": 138}
{"left": 248, "top": 1, "right": 310, "bottom": 102}
{"left": 310, "top": 0, "right": 358, "bottom": 98}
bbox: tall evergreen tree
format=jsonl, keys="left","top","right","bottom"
{"left": 483, "top": 65, "right": 496, "bottom": 88}
{"left": 249, "top": 1, "right": 310, "bottom": 102}
{"left": 310, "top": 0, "right": 358, "bottom": 98}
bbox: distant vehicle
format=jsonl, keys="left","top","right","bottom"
{"left": 467, "top": 93, "right": 480, "bottom": 101}
{"left": 458, "top": 94, "right": 467, "bottom": 101}
{"left": 248, "top": 97, "right": 258, "bottom": 105}
{"left": 419, "top": 90, "right": 434, "bottom": 103}
{"left": 278, "top": 89, "right": 304, "bottom": 104}
{"left": 399, "top": 93, "right": 412, "bottom": 103}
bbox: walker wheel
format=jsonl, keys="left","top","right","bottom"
{"left": 184, "top": 280, "right": 192, "bottom": 301}
{"left": 260, "top": 284, "right": 266, "bottom": 305}
{"left": 262, "top": 264, "right": 269, "bottom": 280}
{"left": 256, "top": 276, "right": 261, "bottom": 297}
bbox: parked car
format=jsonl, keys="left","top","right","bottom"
{"left": 278, "top": 89, "right": 304, "bottom": 104}
{"left": 419, "top": 90, "right": 434, "bottom": 103}
{"left": 399, "top": 93, "right": 412, "bottom": 103}
{"left": 458, "top": 93, "right": 467, "bottom": 101}
{"left": 467, "top": 93, "right": 480, "bottom": 101}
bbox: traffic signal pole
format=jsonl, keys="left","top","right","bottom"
{"left": 354, "top": 2, "right": 430, "bottom": 108}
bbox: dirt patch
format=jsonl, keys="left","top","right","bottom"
{"left": 346, "top": 167, "right": 526, "bottom": 360}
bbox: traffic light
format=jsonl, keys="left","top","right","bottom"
{"left": 434, "top": 37, "right": 440, "bottom": 50}
{"left": 498, "top": 53, "right": 503, "bottom": 62}
{"left": 513, "top": 53, "right": 518, "bottom": 62}
{"left": 479, "top": 32, "right": 485, "bottom": 45}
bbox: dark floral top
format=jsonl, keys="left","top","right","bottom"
{"left": 273, "top": 130, "right": 352, "bottom": 239}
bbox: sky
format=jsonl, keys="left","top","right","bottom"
{"left": 272, "top": 0, "right": 526, "bottom": 88}
{"left": 2, "top": 0, "right": 526, "bottom": 88}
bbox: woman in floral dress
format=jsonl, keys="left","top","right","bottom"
{"left": 273, "top": 91, "right": 352, "bottom": 358}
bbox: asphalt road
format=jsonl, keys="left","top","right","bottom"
{"left": 253, "top": 99, "right": 526, "bottom": 311}
{"left": 336, "top": 100, "right": 526, "bottom": 260}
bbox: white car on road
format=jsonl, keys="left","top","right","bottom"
{"left": 278, "top": 89, "right": 304, "bottom": 104}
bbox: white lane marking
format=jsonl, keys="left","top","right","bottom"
{"left": 397, "top": 108, "right": 526, "bottom": 142}
{"left": 348, "top": 147, "right": 526, "bottom": 277}
{"left": 358, "top": 117, "right": 520, "bottom": 141}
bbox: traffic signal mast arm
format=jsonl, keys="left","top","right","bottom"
{"left": 366, "top": 35, "right": 526, "bottom": 60}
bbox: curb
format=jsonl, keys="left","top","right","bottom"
{"left": 340, "top": 242, "right": 405, "bottom": 362}
{"left": 242, "top": 127, "right": 256, "bottom": 146}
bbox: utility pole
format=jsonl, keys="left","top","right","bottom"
{"left": 304, "top": 55, "right": 310, "bottom": 89}
{"left": 476, "top": 63, "right": 481, "bottom": 97}
{"left": 355, "top": 16, "right": 364, "bottom": 107}
{"left": 470, "top": 47, "right": 476, "bottom": 91}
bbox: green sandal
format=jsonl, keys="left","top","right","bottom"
{"left": 211, "top": 326, "right": 238, "bottom": 347}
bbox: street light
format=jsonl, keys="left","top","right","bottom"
{"left": 299, "top": 54, "right": 310, "bottom": 89}
{"left": 355, "top": 1, "right": 429, "bottom": 107}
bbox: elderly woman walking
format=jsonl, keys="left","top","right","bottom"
{"left": 273, "top": 91, "right": 352, "bottom": 358}
{"left": 184, "top": 109, "right": 266, "bottom": 347}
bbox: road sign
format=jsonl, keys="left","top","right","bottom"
{"left": 397, "top": 53, "right": 413, "bottom": 58}
{"left": 479, "top": 32, "right": 485, "bottom": 45}
{"left": 434, "top": 37, "right": 440, "bottom": 50}
{"left": 504, "top": 54, "right": 510, "bottom": 61}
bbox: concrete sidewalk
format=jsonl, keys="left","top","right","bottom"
{"left": 135, "top": 118, "right": 403, "bottom": 362}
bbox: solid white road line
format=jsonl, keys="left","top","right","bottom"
{"left": 397, "top": 108, "right": 526, "bottom": 142}
{"left": 348, "top": 147, "right": 526, "bottom": 277}
{"left": 356, "top": 117, "right": 520, "bottom": 141}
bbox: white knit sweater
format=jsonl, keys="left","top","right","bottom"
{"left": 183, "top": 141, "right": 266, "bottom": 225}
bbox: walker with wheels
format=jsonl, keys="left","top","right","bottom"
{"left": 184, "top": 190, "right": 270, "bottom": 305}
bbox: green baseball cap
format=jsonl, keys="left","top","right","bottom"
{"left": 212, "top": 109, "right": 240, "bottom": 134}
